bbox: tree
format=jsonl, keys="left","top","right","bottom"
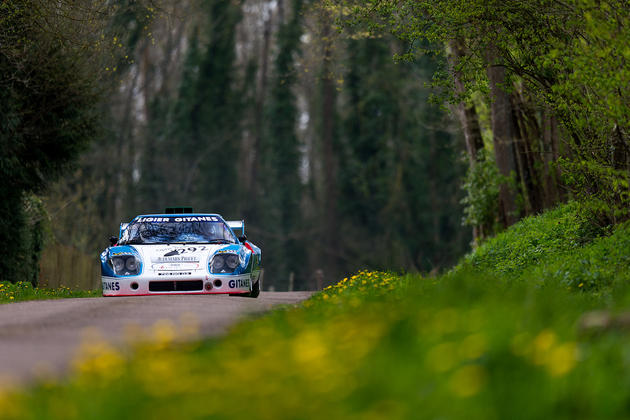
{"left": 258, "top": 0, "right": 306, "bottom": 289}
{"left": 337, "top": 36, "right": 468, "bottom": 272}
{"left": 339, "top": 0, "right": 630, "bottom": 228}
{"left": 0, "top": 1, "right": 104, "bottom": 283}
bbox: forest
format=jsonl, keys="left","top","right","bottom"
{"left": 1, "top": 0, "right": 629, "bottom": 290}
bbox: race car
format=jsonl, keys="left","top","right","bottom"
{"left": 100, "top": 208, "right": 262, "bottom": 297}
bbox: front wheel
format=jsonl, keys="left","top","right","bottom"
{"left": 248, "top": 278, "right": 260, "bottom": 298}
{"left": 229, "top": 279, "right": 260, "bottom": 298}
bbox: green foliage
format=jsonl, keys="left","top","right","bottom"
{"left": 559, "top": 158, "right": 630, "bottom": 223}
{"left": 460, "top": 150, "right": 502, "bottom": 235}
{"left": 458, "top": 202, "right": 606, "bottom": 276}
{"left": 17, "top": 195, "right": 49, "bottom": 287}
{"left": 5, "top": 207, "right": 630, "bottom": 417}
{"left": 527, "top": 221, "right": 630, "bottom": 292}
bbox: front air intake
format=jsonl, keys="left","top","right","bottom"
{"left": 149, "top": 280, "right": 203, "bottom": 292}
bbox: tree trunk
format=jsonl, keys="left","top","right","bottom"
{"left": 487, "top": 51, "right": 519, "bottom": 227}
{"left": 511, "top": 90, "right": 544, "bottom": 215}
{"left": 321, "top": 17, "right": 338, "bottom": 279}
{"left": 247, "top": 12, "right": 273, "bottom": 219}
{"left": 447, "top": 39, "right": 485, "bottom": 241}
{"left": 542, "top": 109, "right": 563, "bottom": 205}
{"left": 448, "top": 39, "right": 484, "bottom": 167}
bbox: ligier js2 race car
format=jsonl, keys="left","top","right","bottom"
{"left": 100, "top": 208, "right": 262, "bottom": 297}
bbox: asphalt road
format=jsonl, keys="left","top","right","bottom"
{"left": 0, "top": 292, "right": 312, "bottom": 386}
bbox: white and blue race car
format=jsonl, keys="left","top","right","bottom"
{"left": 100, "top": 208, "right": 262, "bottom": 297}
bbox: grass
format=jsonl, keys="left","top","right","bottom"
{"left": 2, "top": 202, "right": 630, "bottom": 419}
{"left": 0, "top": 281, "right": 100, "bottom": 304}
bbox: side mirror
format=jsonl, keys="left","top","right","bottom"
{"left": 109, "top": 236, "right": 118, "bottom": 247}
{"left": 238, "top": 235, "right": 247, "bottom": 243}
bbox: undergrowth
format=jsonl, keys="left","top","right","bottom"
{"left": 457, "top": 201, "right": 608, "bottom": 276}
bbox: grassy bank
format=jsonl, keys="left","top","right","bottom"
{"left": 3, "top": 202, "right": 630, "bottom": 419}
{"left": 0, "top": 281, "right": 99, "bottom": 304}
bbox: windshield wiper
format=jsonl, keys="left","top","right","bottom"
{"left": 119, "top": 240, "right": 173, "bottom": 245}
{"left": 120, "top": 239, "right": 145, "bottom": 245}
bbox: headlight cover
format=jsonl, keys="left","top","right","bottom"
{"left": 210, "top": 253, "right": 239, "bottom": 274}
{"left": 110, "top": 256, "right": 140, "bottom": 276}
{"left": 226, "top": 254, "right": 239, "bottom": 269}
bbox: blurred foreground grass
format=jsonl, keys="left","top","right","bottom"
{"left": 3, "top": 202, "right": 630, "bottom": 419}
{"left": 0, "top": 281, "right": 99, "bottom": 304}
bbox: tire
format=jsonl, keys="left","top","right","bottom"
{"left": 229, "top": 278, "right": 260, "bottom": 298}
{"left": 247, "top": 279, "right": 260, "bottom": 298}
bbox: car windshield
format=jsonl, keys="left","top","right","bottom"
{"left": 119, "top": 216, "right": 237, "bottom": 245}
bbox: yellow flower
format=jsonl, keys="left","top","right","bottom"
{"left": 532, "top": 329, "right": 556, "bottom": 365}
{"left": 293, "top": 331, "right": 327, "bottom": 366}
{"left": 546, "top": 342, "right": 577, "bottom": 377}
{"left": 578, "top": 283, "right": 584, "bottom": 288}
{"left": 449, "top": 365, "right": 487, "bottom": 397}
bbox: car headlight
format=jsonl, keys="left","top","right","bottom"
{"left": 110, "top": 256, "right": 140, "bottom": 276}
{"left": 226, "top": 254, "right": 239, "bottom": 269}
{"left": 210, "top": 254, "right": 239, "bottom": 274}
{"left": 212, "top": 256, "right": 225, "bottom": 271}
{"left": 125, "top": 257, "right": 138, "bottom": 271}
{"left": 112, "top": 258, "right": 125, "bottom": 273}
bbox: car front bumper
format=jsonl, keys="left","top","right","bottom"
{"left": 101, "top": 273, "right": 253, "bottom": 296}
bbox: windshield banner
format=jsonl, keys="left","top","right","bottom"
{"left": 136, "top": 216, "right": 219, "bottom": 223}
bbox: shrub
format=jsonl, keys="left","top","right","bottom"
{"left": 457, "top": 202, "right": 606, "bottom": 277}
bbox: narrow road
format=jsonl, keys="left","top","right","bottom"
{"left": 0, "top": 292, "right": 312, "bottom": 386}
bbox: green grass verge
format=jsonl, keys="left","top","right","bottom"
{"left": 0, "top": 281, "right": 100, "bottom": 304}
{"left": 3, "top": 202, "right": 630, "bottom": 419}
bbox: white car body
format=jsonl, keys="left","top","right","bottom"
{"left": 100, "top": 212, "right": 262, "bottom": 297}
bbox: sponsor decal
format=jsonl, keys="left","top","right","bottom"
{"left": 158, "top": 272, "right": 192, "bottom": 276}
{"left": 173, "top": 216, "right": 219, "bottom": 222}
{"left": 163, "top": 246, "right": 206, "bottom": 256}
{"left": 111, "top": 252, "right": 134, "bottom": 256}
{"left": 136, "top": 217, "right": 171, "bottom": 222}
{"left": 137, "top": 216, "right": 219, "bottom": 223}
{"left": 103, "top": 281, "right": 120, "bottom": 291}
{"left": 152, "top": 256, "right": 199, "bottom": 263}
{"left": 229, "top": 279, "right": 250, "bottom": 289}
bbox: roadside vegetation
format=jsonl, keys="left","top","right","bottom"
{"left": 0, "top": 282, "right": 99, "bottom": 304}
{"left": 3, "top": 202, "right": 630, "bottom": 419}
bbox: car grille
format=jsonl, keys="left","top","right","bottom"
{"left": 149, "top": 280, "right": 203, "bottom": 292}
